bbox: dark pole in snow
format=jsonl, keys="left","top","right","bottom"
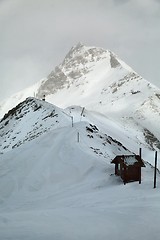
{"left": 123, "top": 164, "right": 126, "bottom": 185}
{"left": 139, "top": 148, "right": 142, "bottom": 184}
{"left": 154, "top": 151, "right": 158, "bottom": 189}
{"left": 71, "top": 116, "right": 73, "bottom": 127}
{"left": 139, "top": 148, "right": 142, "bottom": 160}
{"left": 77, "top": 132, "right": 80, "bottom": 142}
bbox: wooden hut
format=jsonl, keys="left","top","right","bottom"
{"left": 111, "top": 155, "right": 145, "bottom": 184}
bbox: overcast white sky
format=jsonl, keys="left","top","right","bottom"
{"left": 0, "top": 0, "right": 160, "bottom": 101}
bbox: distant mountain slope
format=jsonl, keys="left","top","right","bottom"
{"left": 0, "top": 43, "right": 159, "bottom": 152}
{"left": 0, "top": 43, "right": 158, "bottom": 118}
{"left": 1, "top": 96, "right": 136, "bottom": 159}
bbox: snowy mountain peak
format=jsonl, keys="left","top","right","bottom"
{"left": 63, "top": 42, "right": 109, "bottom": 63}
{"left": 36, "top": 44, "right": 131, "bottom": 100}
{"left": 0, "top": 44, "right": 159, "bottom": 153}
{"left": 64, "top": 42, "right": 86, "bottom": 59}
{"left": 0, "top": 43, "right": 147, "bottom": 118}
{"left": 62, "top": 43, "right": 122, "bottom": 71}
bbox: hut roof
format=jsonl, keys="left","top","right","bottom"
{"left": 111, "top": 155, "right": 145, "bottom": 167}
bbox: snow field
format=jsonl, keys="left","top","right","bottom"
{"left": 0, "top": 120, "right": 160, "bottom": 239}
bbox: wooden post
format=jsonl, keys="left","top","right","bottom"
{"left": 139, "top": 148, "right": 142, "bottom": 184}
{"left": 123, "top": 164, "right": 126, "bottom": 185}
{"left": 139, "top": 167, "right": 141, "bottom": 184}
{"left": 115, "top": 163, "right": 118, "bottom": 175}
{"left": 139, "top": 148, "right": 142, "bottom": 160}
{"left": 154, "top": 151, "right": 158, "bottom": 189}
{"left": 71, "top": 116, "right": 73, "bottom": 127}
{"left": 77, "top": 132, "right": 80, "bottom": 142}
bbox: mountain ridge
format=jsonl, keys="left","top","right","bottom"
{"left": 0, "top": 43, "right": 159, "bottom": 153}
{"left": 0, "top": 43, "right": 159, "bottom": 117}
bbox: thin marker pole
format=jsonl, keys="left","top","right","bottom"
{"left": 139, "top": 148, "right": 142, "bottom": 184}
{"left": 71, "top": 116, "right": 73, "bottom": 127}
{"left": 154, "top": 151, "right": 158, "bottom": 189}
{"left": 77, "top": 132, "right": 80, "bottom": 143}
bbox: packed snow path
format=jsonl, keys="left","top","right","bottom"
{"left": 0, "top": 124, "right": 160, "bottom": 240}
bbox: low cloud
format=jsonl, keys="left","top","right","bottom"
{"left": 0, "top": 0, "right": 160, "bottom": 100}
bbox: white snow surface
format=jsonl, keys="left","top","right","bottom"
{"left": 0, "top": 44, "right": 160, "bottom": 239}
{"left": 0, "top": 98, "right": 160, "bottom": 239}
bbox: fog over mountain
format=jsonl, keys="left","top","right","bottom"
{"left": 0, "top": 0, "right": 160, "bottom": 101}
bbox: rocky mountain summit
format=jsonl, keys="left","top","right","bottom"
{"left": 36, "top": 43, "right": 123, "bottom": 99}
{"left": 0, "top": 43, "right": 159, "bottom": 115}
{"left": 35, "top": 42, "right": 133, "bottom": 99}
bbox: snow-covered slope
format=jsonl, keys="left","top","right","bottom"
{"left": 0, "top": 96, "right": 158, "bottom": 158}
{"left": 0, "top": 97, "right": 72, "bottom": 153}
{"left": 0, "top": 104, "right": 160, "bottom": 239}
{"left": 0, "top": 97, "right": 133, "bottom": 157}
{"left": 0, "top": 44, "right": 160, "bottom": 239}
